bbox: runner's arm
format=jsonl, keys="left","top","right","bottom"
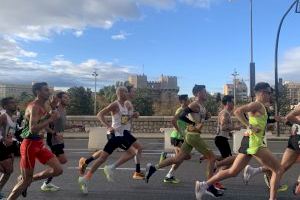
{"left": 234, "top": 102, "right": 261, "bottom": 129}
{"left": 286, "top": 108, "right": 300, "bottom": 124}
{"left": 97, "top": 103, "right": 116, "bottom": 129}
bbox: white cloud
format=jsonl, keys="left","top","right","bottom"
{"left": 0, "top": 37, "right": 134, "bottom": 87}
{"left": 257, "top": 47, "right": 300, "bottom": 84}
{"left": 73, "top": 30, "right": 83, "bottom": 37}
{"left": 0, "top": 0, "right": 218, "bottom": 41}
{"left": 179, "top": 0, "right": 218, "bottom": 8}
{"left": 111, "top": 31, "right": 131, "bottom": 40}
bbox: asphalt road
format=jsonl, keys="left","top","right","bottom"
{"left": 1, "top": 138, "right": 300, "bottom": 200}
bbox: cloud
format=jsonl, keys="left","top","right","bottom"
{"left": 0, "top": 37, "right": 134, "bottom": 88}
{"left": 257, "top": 47, "right": 300, "bottom": 84}
{"left": 111, "top": 31, "right": 130, "bottom": 40}
{"left": 179, "top": 0, "right": 218, "bottom": 8}
{"left": 0, "top": 0, "right": 218, "bottom": 41}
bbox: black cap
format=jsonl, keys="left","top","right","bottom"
{"left": 221, "top": 95, "right": 233, "bottom": 105}
{"left": 192, "top": 84, "right": 206, "bottom": 96}
{"left": 178, "top": 94, "right": 188, "bottom": 101}
{"left": 254, "top": 82, "right": 273, "bottom": 92}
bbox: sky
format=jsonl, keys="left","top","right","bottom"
{"left": 0, "top": 0, "right": 300, "bottom": 95}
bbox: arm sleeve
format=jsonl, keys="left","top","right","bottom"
{"left": 179, "top": 107, "right": 196, "bottom": 125}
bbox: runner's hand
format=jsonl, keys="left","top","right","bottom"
{"left": 132, "top": 112, "right": 140, "bottom": 118}
{"left": 107, "top": 126, "right": 114, "bottom": 133}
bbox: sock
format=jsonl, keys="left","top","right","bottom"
{"left": 45, "top": 177, "right": 53, "bottom": 184}
{"left": 203, "top": 181, "right": 209, "bottom": 189}
{"left": 136, "top": 164, "right": 141, "bottom": 173}
{"left": 154, "top": 164, "right": 159, "bottom": 170}
{"left": 252, "top": 167, "right": 263, "bottom": 176}
{"left": 85, "top": 157, "right": 95, "bottom": 165}
{"left": 166, "top": 166, "right": 175, "bottom": 178}
{"left": 85, "top": 171, "right": 93, "bottom": 180}
{"left": 109, "top": 163, "right": 117, "bottom": 169}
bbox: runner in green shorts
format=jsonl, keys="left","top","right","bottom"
{"left": 161, "top": 94, "right": 191, "bottom": 184}
{"left": 145, "top": 85, "right": 222, "bottom": 198}
{"left": 195, "top": 82, "right": 284, "bottom": 200}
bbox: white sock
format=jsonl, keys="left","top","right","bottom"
{"left": 166, "top": 167, "right": 175, "bottom": 178}
{"left": 252, "top": 166, "right": 263, "bottom": 176}
{"left": 202, "top": 181, "right": 209, "bottom": 189}
{"left": 109, "top": 163, "right": 117, "bottom": 169}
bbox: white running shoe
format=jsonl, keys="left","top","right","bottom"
{"left": 243, "top": 165, "right": 253, "bottom": 185}
{"left": 103, "top": 165, "right": 114, "bottom": 182}
{"left": 41, "top": 182, "right": 60, "bottom": 192}
{"left": 195, "top": 181, "right": 207, "bottom": 200}
{"left": 78, "top": 176, "right": 88, "bottom": 194}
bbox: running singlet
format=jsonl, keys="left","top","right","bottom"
{"left": 171, "top": 107, "right": 187, "bottom": 139}
{"left": 243, "top": 103, "right": 268, "bottom": 155}
{"left": 110, "top": 101, "right": 130, "bottom": 137}
{"left": 21, "top": 103, "right": 48, "bottom": 139}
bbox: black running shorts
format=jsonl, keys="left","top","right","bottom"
{"left": 104, "top": 130, "right": 136, "bottom": 154}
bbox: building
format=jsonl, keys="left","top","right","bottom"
{"left": 0, "top": 83, "right": 33, "bottom": 99}
{"left": 223, "top": 79, "right": 248, "bottom": 102}
{"left": 284, "top": 81, "right": 300, "bottom": 106}
{"left": 128, "top": 74, "right": 179, "bottom": 115}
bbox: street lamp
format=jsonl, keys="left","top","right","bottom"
{"left": 229, "top": 0, "right": 256, "bottom": 101}
{"left": 274, "top": 0, "right": 300, "bottom": 136}
{"left": 92, "top": 71, "right": 98, "bottom": 115}
{"left": 232, "top": 69, "right": 239, "bottom": 105}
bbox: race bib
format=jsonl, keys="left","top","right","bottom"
{"left": 121, "top": 115, "right": 130, "bottom": 125}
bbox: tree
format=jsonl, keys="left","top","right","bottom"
{"left": 132, "top": 88, "right": 154, "bottom": 116}
{"left": 67, "top": 87, "right": 93, "bottom": 115}
{"left": 278, "top": 84, "right": 292, "bottom": 115}
{"left": 204, "top": 93, "right": 220, "bottom": 116}
{"left": 17, "top": 92, "right": 35, "bottom": 112}
{"left": 99, "top": 85, "right": 116, "bottom": 103}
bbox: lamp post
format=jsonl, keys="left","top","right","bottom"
{"left": 92, "top": 71, "right": 98, "bottom": 115}
{"left": 274, "top": 0, "right": 299, "bottom": 137}
{"left": 232, "top": 69, "right": 239, "bottom": 105}
{"left": 229, "top": 0, "right": 256, "bottom": 100}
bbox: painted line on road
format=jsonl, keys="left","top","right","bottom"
{"left": 67, "top": 167, "right": 165, "bottom": 171}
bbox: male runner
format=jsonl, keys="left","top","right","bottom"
{"left": 161, "top": 94, "right": 191, "bottom": 184}
{"left": 6, "top": 82, "right": 63, "bottom": 200}
{"left": 195, "top": 82, "right": 283, "bottom": 200}
{"left": 145, "top": 85, "right": 222, "bottom": 197}
{"left": 0, "top": 97, "right": 19, "bottom": 199}
{"left": 78, "top": 85, "right": 144, "bottom": 180}
{"left": 78, "top": 86, "right": 142, "bottom": 194}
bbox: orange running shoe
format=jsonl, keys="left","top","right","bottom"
{"left": 214, "top": 182, "right": 226, "bottom": 191}
{"left": 133, "top": 172, "right": 145, "bottom": 180}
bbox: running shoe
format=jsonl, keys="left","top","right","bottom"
{"left": 293, "top": 181, "right": 300, "bottom": 196}
{"left": 103, "top": 165, "right": 114, "bottom": 182}
{"left": 145, "top": 163, "right": 157, "bottom": 183}
{"left": 243, "top": 165, "right": 253, "bottom": 185}
{"left": 40, "top": 182, "right": 60, "bottom": 192}
{"left": 278, "top": 184, "right": 288, "bottom": 192}
{"left": 78, "top": 176, "right": 88, "bottom": 194}
{"left": 78, "top": 157, "right": 87, "bottom": 176}
{"left": 207, "top": 185, "right": 224, "bottom": 198}
{"left": 163, "top": 176, "right": 180, "bottom": 184}
{"left": 132, "top": 172, "right": 145, "bottom": 180}
{"left": 214, "top": 182, "right": 226, "bottom": 191}
{"left": 263, "top": 174, "right": 271, "bottom": 188}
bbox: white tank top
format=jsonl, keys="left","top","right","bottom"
{"left": 216, "top": 110, "right": 232, "bottom": 138}
{"left": 0, "top": 113, "right": 17, "bottom": 140}
{"left": 110, "top": 101, "right": 130, "bottom": 136}
{"left": 188, "top": 102, "right": 207, "bottom": 124}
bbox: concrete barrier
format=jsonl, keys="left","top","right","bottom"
{"left": 88, "top": 127, "right": 107, "bottom": 150}
{"left": 162, "top": 128, "right": 175, "bottom": 152}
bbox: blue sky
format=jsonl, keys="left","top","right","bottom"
{"left": 0, "top": 0, "right": 299, "bottom": 95}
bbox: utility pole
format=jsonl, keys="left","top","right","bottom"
{"left": 232, "top": 69, "right": 239, "bottom": 105}
{"left": 92, "top": 71, "right": 98, "bottom": 115}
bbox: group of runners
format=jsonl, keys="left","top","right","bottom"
{"left": 0, "top": 81, "right": 299, "bottom": 200}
